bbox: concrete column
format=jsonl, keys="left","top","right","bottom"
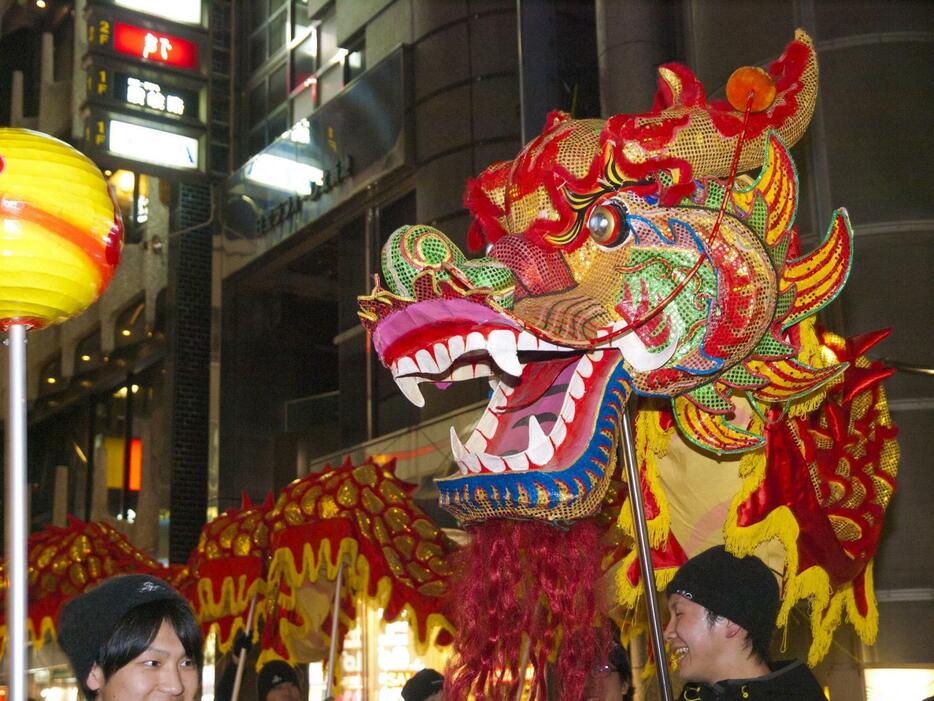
{"left": 11, "top": 70, "right": 24, "bottom": 125}
{"left": 132, "top": 416, "right": 160, "bottom": 554}
{"left": 595, "top": 0, "right": 677, "bottom": 115}
{"left": 52, "top": 465, "right": 69, "bottom": 527}
{"left": 41, "top": 31, "right": 54, "bottom": 84}
{"left": 90, "top": 438, "right": 109, "bottom": 521}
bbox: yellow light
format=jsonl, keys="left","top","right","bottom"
{"left": 81, "top": 354, "right": 91, "bottom": 361}
{"left": 115, "top": 170, "right": 135, "bottom": 193}
{"left": 865, "top": 668, "right": 934, "bottom": 701}
{"left": 131, "top": 384, "right": 140, "bottom": 393}
{"left": 46, "top": 376, "right": 56, "bottom": 384}
{"left": 36, "top": 0, "right": 47, "bottom": 7}
{"left": 121, "top": 329, "right": 132, "bottom": 336}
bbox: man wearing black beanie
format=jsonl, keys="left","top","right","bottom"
{"left": 58, "top": 574, "right": 203, "bottom": 701}
{"left": 664, "top": 546, "right": 825, "bottom": 700}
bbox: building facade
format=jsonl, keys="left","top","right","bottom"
{"left": 1, "top": 0, "right": 931, "bottom": 699}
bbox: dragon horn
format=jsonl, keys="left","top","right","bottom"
{"left": 605, "top": 29, "right": 818, "bottom": 181}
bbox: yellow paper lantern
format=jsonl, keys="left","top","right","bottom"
{"left": 0, "top": 128, "right": 123, "bottom": 330}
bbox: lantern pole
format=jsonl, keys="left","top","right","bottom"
{"left": 4, "top": 323, "right": 29, "bottom": 701}
{"left": 324, "top": 560, "right": 345, "bottom": 701}
{"left": 618, "top": 404, "right": 674, "bottom": 701}
{"left": 230, "top": 592, "right": 258, "bottom": 701}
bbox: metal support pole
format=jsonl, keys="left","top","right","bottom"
{"left": 5, "top": 323, "right": 29, "bottom": 701}
{"left": 324, "top": 560, "right": 345, "bottom": 700}
{"left": 120, "top": 375, "right": 134, "bottom": 519}
{"left": 619, "top": 405, "right": 674, "bottom": 701}
{"left": 364, "top": 206, "right": 378, "bottom": 441}
{"left": 230, "top": 593, "right": 257, "bottom": 701}
{"left": 516, "top": 0, "right": 526, "bottom": 143}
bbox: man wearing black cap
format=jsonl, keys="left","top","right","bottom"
{"left": 58, "top": 574, "right": 202, "bottom": 701}
{"left": 257, "top": 660, "right": 303, "bottom": 701}
{"left": 664, "top": 546, "right": 825, "bottom": 700}
{"left": 401, "top": 668, "right": 444, "bottom": 701}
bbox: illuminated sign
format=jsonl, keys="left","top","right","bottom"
{"left": 124, "top": 76, "right": 185, "bottom": 114}
{"left": 87, "top": 64, "right": 200, "bottom": 119}
{"left": 88, "top": 117, "right": 200, "bottom": 170}
{"left": 113, "top": 21, "right": 198, "bottom": 69}
{"left": 113, "top": 0, "right": 203, "bottom": 26}
{"left": 244, "top": 154, "right": 324, "bottom": 195}
{"left": 86, "top": 10, "right": 204, "bottom": 74}
{"left": 109, "top": 119, "right": 198, "bottom": 168}
{"left": 251, "top": 155, "right": 352, "bottom": 234}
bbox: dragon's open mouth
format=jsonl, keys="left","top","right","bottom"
{"left": 375, "top": 298, "right": 678, "bottom": 477}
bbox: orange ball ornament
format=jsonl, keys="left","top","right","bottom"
{"left": 726, "top": 66, "right": 777, "bottom": 113}
{"left": 0, "top": 128, "right": 123, "bottom": 331}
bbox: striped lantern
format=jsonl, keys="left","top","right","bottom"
{"left": 0, "top": 128, "right": 123, "bottom": 330}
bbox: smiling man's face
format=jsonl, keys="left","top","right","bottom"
{"left": 664, "top": 594, "right": 733, "bottom": 685}
{"left": 86, "top": 620, "right": 199, "bottom": 701}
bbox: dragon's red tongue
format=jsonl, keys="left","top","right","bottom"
{"left": 499, "top": 356, "right": 578, "bottom": 412}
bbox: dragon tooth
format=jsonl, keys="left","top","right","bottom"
{"left": 517, "top": 331, "right": 539, "bottom": 351}
{"left": 433, "top": 342, "right": 452, "bottom": 372}
{"left": 465, "top": 331, "right": 486, "bottom": 352}
{"left": 476, "top": 407, "right": 499, "bottom": 438}
{"left": 569, "top": 373, "right": 585, "bottom": 399}
{"left": 488, "top": 329, "right": 524, "bottom": 377}
{"left": 504, "top": 452, "right": 530, "bottom": 471}
{"left": 478, "top": 453, "right": 506, "bottom": 473}
{"left": 577, "top": 355, "right": 593, "bottom": 378}
{"left": 550, "top": 417, "right": 567, "bottom": 446}
{"left": 451, "top": 365, "right": 474, "bottom": 381}
{"left": 527, "top": 415, "right": 548, "bottom": 447}
{"left": 450, "top": 427, "right": 466, "bottom": 460}
{"left": 448, "top": 334, "right": 466, "bottom": 360}
{"left": 560, "top": 396, "right": 576, "bottom": 423}
{"left": 415, "top": 348, "right": 440, "bottom": 374}
{"left": 461, "top": 452, "right": 482, "bottom": 473}
{"left": 465, "top": 431, "right": 487, "bottom": 453}
{"left": 395, "top": 376, "right": 425, "bottom": 407}
{"left": 525, "top": 435, "right": 555, "bottom": 466}
{"left": 473, "top": 361, "right": 494, "bottom": 378}
{"left": 614, "top": 330, "right": 679, "bottom": 372}
{"left": 396, "top": 356, "right": 418, "bottom": 376}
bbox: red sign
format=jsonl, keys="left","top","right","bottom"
{"left": 112, "top": 21, "right": 199, "bottom": 70}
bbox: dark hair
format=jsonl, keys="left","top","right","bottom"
{"left": 607, "top": 639, "right": 633, "bottom": 701}
{"left": 96, "top": 597, "right": 203, "bottom": 685}
{"left": 704, "top": 607, "right": 770, "bottom": 666}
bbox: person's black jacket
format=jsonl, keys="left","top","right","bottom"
{"left": 677, "top": 660, "right": 825, "bottom": 700}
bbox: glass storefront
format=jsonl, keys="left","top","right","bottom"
{"left": 308, "top": 600, "right": 451, "bottom": 701}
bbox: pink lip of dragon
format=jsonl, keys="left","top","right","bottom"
{"left": 358, "top": 29, "right": 853, "bottom": 527}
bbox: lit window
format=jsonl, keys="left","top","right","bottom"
{"left": 865, "top": 668, "right": 934, "bottom": 701}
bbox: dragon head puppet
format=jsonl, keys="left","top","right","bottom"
{"left": 359, "top": 30, "right": 855, "bottom": 699}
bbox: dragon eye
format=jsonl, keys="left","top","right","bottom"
{"left": 587, "top": 202, "right": 629, "bottom": 247}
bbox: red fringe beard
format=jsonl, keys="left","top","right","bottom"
{"left": 444, "top": 519, "right": 609, "bottom": 700}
